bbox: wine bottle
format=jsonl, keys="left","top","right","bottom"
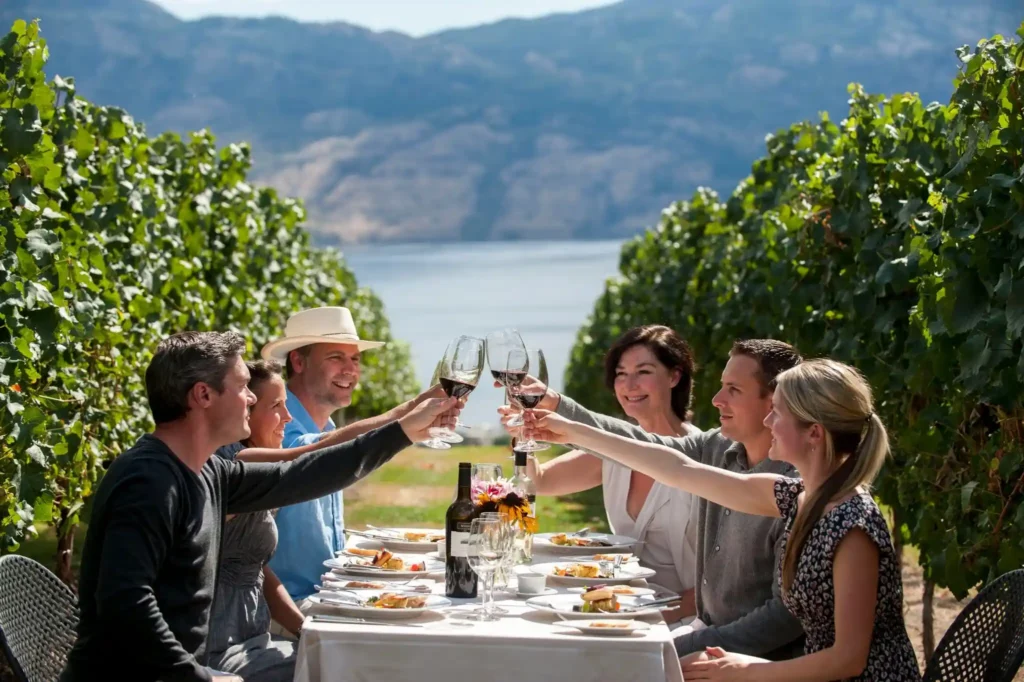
{"left": 445, "top": 462, "right": 478, "bottom": 598}
{"left": 510, "top": 450, "right": 537, "bottom": 562}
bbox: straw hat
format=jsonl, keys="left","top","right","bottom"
{"left": 261, "top": 307, "right": 385, "bottom": 362}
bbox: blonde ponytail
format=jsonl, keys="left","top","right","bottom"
{"left": 776, "top": 360, "right": 890, "bottom": 593}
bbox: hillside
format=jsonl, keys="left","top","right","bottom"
{"left": 3, "top": 0, "right": 1019, "bottom": 242}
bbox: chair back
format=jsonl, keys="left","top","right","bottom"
{"left": 924, "top": 568, "right": 1024, "bottom": 682}
{"left": 0, "top": 555, "right": 79, "bottom": 682}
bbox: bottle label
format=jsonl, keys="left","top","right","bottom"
{"left": 450, "top": 530, "right": 473, "bottom": 558}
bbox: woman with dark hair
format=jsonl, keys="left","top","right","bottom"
{"left": 527, "top": 325, "right": 701, "bottom": 615}
{"left": 207, "top": 359, "right": 302, "bottom": 682}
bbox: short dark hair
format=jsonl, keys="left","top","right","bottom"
{"left": 285, "top": 346, "right": 312, "bottom": 379}
{"left": 604, "top": 325, "right": 696, "bottom": 421}
{"left": 730, "top": 339, "right": 802, "bottom": 395}
{"left": 247, "top": 359, "right": 283, "bottom": 393}
{"left": 145, "top": 331, "right": 247, "bottom": 424}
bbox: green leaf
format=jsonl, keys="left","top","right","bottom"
{"left": 1007, "top": 278, "right": 1024, "bottom": 337}
{"left": 24, "top": 228, "right": 60, "bottom": 258}
{"left": 961, "top": 481, "right": 979, "bottom": 510}
{"left": 949, "top": 273, "right": 988, "bottom": 334}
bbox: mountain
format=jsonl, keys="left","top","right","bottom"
{"left": 3, "top": 0, "right": 1020, "bottom": 242}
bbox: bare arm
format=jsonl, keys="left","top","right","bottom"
{"left": 527, "top": 411, "right": 781, "bottom": 518}
{"left": 236, "top": 385, "right": 446, "bottom": 463}
{"left": 682, "top": 529, "right": 880, "bottom": 681}
{"left": 263, "top": 566, "right": 304, "bottom": 637}
{"left": 528, "top": 450, "right": 603, "bottom": 495}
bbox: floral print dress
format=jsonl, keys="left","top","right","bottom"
{"left": 774, "top": 477, "right": 921, "bottom": 681}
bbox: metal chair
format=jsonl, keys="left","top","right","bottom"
{"left": 0, "top": 555, "right": 79, "bottom": 682}
{"left": 924, "top": 568, "right": 1024, "bottom": 681}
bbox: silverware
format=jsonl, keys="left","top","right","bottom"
{"left": 366, "top": 525, "right": 403, "bottom": 537}
{"left": 343, "top": 529, "right": 388, "bottom": 541}
{"left": 311, "top": 614, "right": 425, "bottom": 628}
{"left": 618, "top": 595, "right": 682, "bottom": 613}
{"left": 571, "top": 527, "right": 591, "bottom": 537}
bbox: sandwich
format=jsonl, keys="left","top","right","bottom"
{"left": 575, "top": 587, "right": 620, "bottom": 613}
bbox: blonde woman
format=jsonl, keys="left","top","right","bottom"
{"left": 523, "top": 359, "right": 920, "bottom": 681}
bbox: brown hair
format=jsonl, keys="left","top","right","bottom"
{"left": 145, "top": 331, "right": 246, "bottom": 424}
{"left": 775, "top": 360, "right": 889, "bottom": 593}
{"left": 603, "top": 325, "right": 696, "bottom": 421}
{"left": 730, "top": 339, "right": 802, "bottom": 396}
{"left": 247, "top": 359, "right": 283, "bottom": 393}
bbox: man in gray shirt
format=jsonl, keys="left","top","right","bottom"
{"left": 533, "top": 339, "right": 806, "bottom": 661}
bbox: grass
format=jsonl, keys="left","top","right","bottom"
{"left": 345, "top": 443, "right": 610, "bottom": 533}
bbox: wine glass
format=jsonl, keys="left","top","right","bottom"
{"left": 433, "top": 336, "right": 484, "bottom": 443}
{"left": 485, "top": 329, "right": 527, "bottom": 427}
{"left": 512, "top": 349, "right": 550, "bottom": 453}
{"left": 500, "top": 347, "right": 530, "bottom": 428}
{"left": 466, "top": 516, "right": 511, "bottom": 621}
{"left": 480, "top": 511, "right": 516, "bottom": 605}
{"left": 429, "top": 357, "right": 463, "bottom": 445}
{"left": 471, "top": 463, "right": 503, "bottom": 484}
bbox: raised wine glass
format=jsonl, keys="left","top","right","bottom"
{"left": 437, "top": 335, "right": 483, "bottom": 440}
{"left": 499, "top": 347, "right": 530, "bottom": 428}
{"left": 512, "top": 349, "right": 550, "bottom": 453}
{"left": 429, "top": 357, "right": 463, "bottom": 445}
{"left": 485, "top": 329, "right": 528, "bottom": 428}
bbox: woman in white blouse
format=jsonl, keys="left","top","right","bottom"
{"left": 527, "top": 325, "right": 700, "bottom": 620}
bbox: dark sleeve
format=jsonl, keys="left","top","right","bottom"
{"left": 93, "top": 465, "right": 212, "bottom": 682}
{"left": 555, "top": 394, "right": 710, "bottom": 463}
{"left": 224, "top": 421, "right": 411, "bottom": 514}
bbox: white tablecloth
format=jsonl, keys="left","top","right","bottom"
{"left": 295, "top": 580, "right": 685, "bottom": 682}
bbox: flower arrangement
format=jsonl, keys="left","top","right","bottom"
{"left": 472, "top": 477, "right": 538, "bottom": 533}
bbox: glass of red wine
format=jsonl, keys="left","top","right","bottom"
{"left": 511, "top": 349, "right": 550, "bottom": 453}
{"left": 438, "top": 335, "right": 484, "bottom": 434}
{"left": 485, "top": 329, "right": 528, "bottom": 427}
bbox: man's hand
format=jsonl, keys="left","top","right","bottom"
{"left": 412, "top": 383, "right": 446, "bottom": 406}
{"left": 212, "top": 676, "right": 244, "bottom": 682}
{"left": 397, "top": 397, "right": 460, "bottom": 442}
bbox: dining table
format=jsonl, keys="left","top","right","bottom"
{"left": 294, "top": 539, "right": 687, "bottom": 682}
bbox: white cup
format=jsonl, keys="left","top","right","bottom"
{"left": 517, "top": 572, "right": 547, "bottom": 594}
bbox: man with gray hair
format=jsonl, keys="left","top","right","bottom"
{"left": 61, "top": 331, "right": 456, "bottom": 682}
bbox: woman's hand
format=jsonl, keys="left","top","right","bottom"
{"left": 519, "top": 409, "right": 580, "bottom": 444}
{"left": 680, "top": 647, "right": 766, "bottom": 680}
{"left": 398, "top": 397, "right": 460, "bottom": 442}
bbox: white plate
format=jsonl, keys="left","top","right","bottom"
{"left": 308, "top": 591, "right": 451, "bottom": 620}
{"left": 552, "top": 618, "right": 652, "bottom": 636}
{"left": 349, "top": 527, "right": 446, "bottom": 552}
{"left": 515, "top": 587, "right": 558, "bottom": 598}
{"left": 526, "top": 593, "right": 663, "bottom": 618}
{"left": 324, "top": 556, "right": 444, "bottom": 579}
{"left": 566, "top": 585, "right": 656, "bottom": 597}
{"left": 533, "top": 532, "right": 637, "bottom": 554}
{"left": 532, "top": 561, "right": 656, "bottom": 586}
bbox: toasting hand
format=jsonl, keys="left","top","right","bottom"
{"left": 519, "top": 409, "right": 578, "bottom": 445}
{"left": 398, "top": 397, "right": 461, "bottom": 442}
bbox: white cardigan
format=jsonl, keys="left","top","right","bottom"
{"left": 601, "top": 435, "right": 698, "bottom": 594}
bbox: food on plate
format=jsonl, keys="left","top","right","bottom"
{"left": 356, "top": 550, "right": 427, "bottom": 572}
{"left": 365, "top": 593, "right": 429, "bottom": 609}
{"left": 402, "top": 531, "right": 428, "bottom": 542}
{"left": 343, "top": 581, "right": 387, "bottom": 589}
{"left": 606, "top": 585, "right": 639, "bottom": 595}
{"left": 347, "top": 548, "right": 380, "bottom": 557}
{"left": 593, "top": 554, "right": 632, "bottom": 562}
{"left": 428, "top": 533, "right": 445, "bottom": 542}
{"left": 573, "top": 587, "right": 620, "bottom": 613}
{"left": 549, "top": 533, "right": 611, "bottom": 548}
{"left": 552, "top": 563, "right": 601, "bottom": 578}
{"left": 589, "top": 621, "right": 630, "bottom": 628}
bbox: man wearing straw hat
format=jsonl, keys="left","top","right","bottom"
{"left": 261, "top": 307, "right": 441, "bottom": 622}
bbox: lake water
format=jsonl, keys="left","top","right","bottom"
{"left": 344, "top": 240, "right": 625, "bottom": 435}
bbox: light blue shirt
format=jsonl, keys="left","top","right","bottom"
{"left": 267, "top": 389, "right": 341, "bottom": 600}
